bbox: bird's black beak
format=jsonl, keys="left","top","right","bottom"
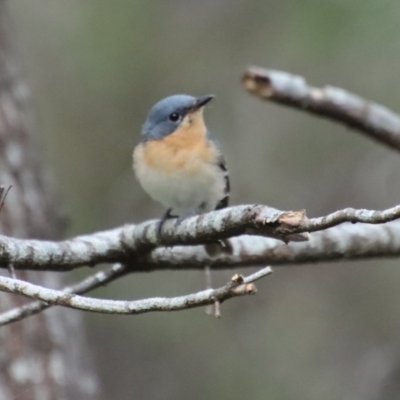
{"left": 193, "top": 94, "right": 214, "bottom": 110}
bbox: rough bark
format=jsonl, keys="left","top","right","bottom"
{"left": 0, "top": 3, "right": 99, "bottom": 399}
{"left": 242, "top": 66, "right": 400, "bottom": 152}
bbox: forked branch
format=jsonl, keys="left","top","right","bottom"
{"left": 0, "top": 267, "right": 272, "bottom": 317}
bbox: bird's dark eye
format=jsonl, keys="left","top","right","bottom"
{"left": 169, "top": 113, "right": 180, "bottom": 122}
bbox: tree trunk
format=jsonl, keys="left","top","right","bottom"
{"left": 0, "top": 3, "right": 99, "bottom": 399}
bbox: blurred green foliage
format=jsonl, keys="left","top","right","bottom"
{"left": 8, "top": 1, "right": 400, "bottom": 399}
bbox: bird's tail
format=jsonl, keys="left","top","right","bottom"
{"left": 204, "top": 239, "right": 233, "bottom": 257}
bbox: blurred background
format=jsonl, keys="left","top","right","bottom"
{"left": 7, "top": 1, "right": 400, "bottom": 399}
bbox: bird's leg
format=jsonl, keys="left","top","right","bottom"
{"left": 157, "top": 208, "right": 174, "bottom": 239}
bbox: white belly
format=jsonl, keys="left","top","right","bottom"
{"left": 134, "top": 158, "right": 225, "bottom": 215}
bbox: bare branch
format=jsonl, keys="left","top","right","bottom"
{"left": 242, "top": 66, "right": 400, "bottom": 152}
{"left": 138, "top": 221, "right": 400, "bottom": 271}
{"left": 3, "top": 205, "right": 400, "bottom": 324}
{"left": 0, "top": 204, "right": 309, "bottom": 271}
{"left": 307, "top": 205, "right": 400, "bottom": 232}
{"left": 0, "top": 203, "right": 399, "bottom": 272}
{"left": 0, "top": 263, "right": 128, "bottom": 326}
{"left": 0, "top": 267, "right": 272, "bottom": 315}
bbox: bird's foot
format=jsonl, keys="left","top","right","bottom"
{"left": 157, "top": 208, "right": 174, "bottom": 240}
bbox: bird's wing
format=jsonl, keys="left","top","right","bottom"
{"left": 215, "top": 153, "right": 230, "bottom": 210}
{"left": 206, "top": 131, "right": 230, "bottom": 210}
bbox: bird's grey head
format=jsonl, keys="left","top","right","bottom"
{"left": 141, "top": 94, "right": 214, "bottom": 141}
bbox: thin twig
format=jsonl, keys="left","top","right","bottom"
{"left": 0, "top": 263, "right": 128, "bottom": 326}
{"left": 7, "top": 263, "right": 16, "bottom": 279}
{"left": 204, "top": 266, "right": 214, "bottom": 316}
{"left": 242, "top": 66, "right": 400, "bottom": 152}
{"left": 213, "top": 299, "right": 221, "bottom": 318}
{"left": 306, "top": 206, "right": 400, "bottom": 232}
{"left": 0, "top": 186, "right": 5, "bottom": 210}
{"left": 0, "top": 185, "right": 12, "bottom": 214}
{"left": 0, "top": 267, "right": 272, "bottom": 315}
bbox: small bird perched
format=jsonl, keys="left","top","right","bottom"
{"left": 133, "top": 94, "right": 232, "bottom": 255}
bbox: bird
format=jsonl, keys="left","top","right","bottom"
{"left": 133, "top": 94, "right": 232, "bottom": 255}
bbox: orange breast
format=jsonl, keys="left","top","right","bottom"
{"left": 139, "top": 111, "right": 217, "bottom": 175}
